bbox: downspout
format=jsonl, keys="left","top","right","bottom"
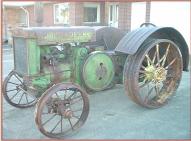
{"left": 20, "top": 6, "right": 30, "bottom": 27}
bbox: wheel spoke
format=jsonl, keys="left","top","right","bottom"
{"left": 18, "top": 92, "right": 24, "bottom": 104}
{"left": 165, "top": 58, "right": 177, "bottom": 69}
{"left": 13, "top": 73, "right": 23, "bottom": 84}
{"left": 156, "top": 44, "right": 160, "bottom": 66}
{"left": 152, "top": 51, "right": 157, "bottom": 64}
{"left": 140, "top": 80, "right": 151, "bottom": 88}
{"left": 70, "top": 96, "right": 82, "bottom": 105}
{"left": 144, "top": 87, "right": 154, "bottom": 102}
{"left": 154, "top": 84, "right": 160, "bottom": 96}
{"left": 24, "top": 93, "right": 29, "bottom": 104}
{"left": 55, "top": 92, "right": 60, "bottom": 98}
{"left": 67, "top": 90, "right": 77, "bottom": 100}
{"left": 161, "top": 44, "right": 170, "bottom": 67}
{"left": 72, "top": 115, "right": 80, "bottom": 120}
{"left": 68, "top": 119, "right": 74, "bottom": 130}
{"left": 139, "top": 70, "right": 145, "bottom": 74}
{"left": 42, "top": 114, "right": 57, "bottom": 126}
{"left": 145, "top": 54, "right": 154, "bottom": 66}
{"left": 141, "top": 65, "right": 146, "bottom": 70}
{"left": 50, "top": 117, "right": 62, "bottom": 133}
{"left": 139, "top": 74, "right": 145, "bottom": 79}
{"left": 10, "top": 89, "right": 21, "bottom": 100}
{"left": 61, "top": 116, "right": 63, "bottom": 133}
{"left": 8, "top": 82, "right": 20, "bottom": 86}
{"left": 6, "top": 88, "right": 17, "bottom": 92}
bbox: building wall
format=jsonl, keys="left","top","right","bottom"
{"left": 26, "top": 6, "right": 35, "bottom": 26}
{"left": 4, "top": 2, "right": 134, "bottom": 30}
{"left": 69, "top": 2, "right": 84, "bottom": 26}
{"left": 118, "top": 2, "right": 132, "bottom": 32}
{"left": 4, "top": 7, "right": 22, "bottom": 28}
{"left": 42, "top": 3, "right": 54, "bottom": 26}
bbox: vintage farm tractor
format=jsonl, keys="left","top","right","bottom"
{"left": 3, "top": 23, "right": 189, "bottom": 138}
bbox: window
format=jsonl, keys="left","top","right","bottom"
{"left": 84, "top": 3, "right": 100, "bottom": 23}
{"left": 108, "top": 4, "right": 119, "bottom": 27}
{"left": 54, "top": 3, "right": 69, "bottom": 24}
{"left": 19, "top": 10, "right": 27, "bottom": 26}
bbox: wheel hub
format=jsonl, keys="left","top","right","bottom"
{"left": 154, "top": 67, "right": 166, "bottom": 82}
{"left": 63, "top": 109, "right": 73, "bottom": 118}
{"left": 145, "top": 66, "right": 166, "bottom": 83}
{"left": 96, "top": 63, "right": 107, "bottom": 80}
{"left": 48, "top": 98, "right": 73, "bottom": 118}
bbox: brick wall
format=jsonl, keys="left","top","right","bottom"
{"left": 100, "top": 2, "right": 106, "bottom": 25}
{"left": 118, "top": 2, "right": 132, "bottom": 32}
{"left": 26, "top": 6, "right": 35, "bottom": 26}
{"left": 43, "top": 3, "right": 54, "bottom": 26}
{"left": 4, "top": 7, "right": 22, "bottom": 28}
{"left": 69, "top": 2, "right": 84, "bottom": 26}
{"left": 4, "top": 2, "right": 135, "bottom": 30}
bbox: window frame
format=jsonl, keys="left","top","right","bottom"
{"left": 19, "top": 10, "right": 27, "bottom": 26}
{"left": 53, "top": 3, "right": 69, "bottom": 25}
{"left": 83, "top": 2, "right": 100, "bottom": 23}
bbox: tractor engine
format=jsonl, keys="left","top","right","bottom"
{"left": 12, "top": 26, "right": 126, "bottom": 96}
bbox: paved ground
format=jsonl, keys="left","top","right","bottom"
{"left": 2, "top": 48, "right": 190, "bottom": 139}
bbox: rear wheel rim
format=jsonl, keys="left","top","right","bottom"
{"left": 125, "top": 40, "right": 183, "bottom": 108}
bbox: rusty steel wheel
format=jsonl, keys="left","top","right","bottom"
{"left": 35, "top": 83, "right": 89, "bottom": 138}
{"left": 124, "top": 39, "right": 183, "bottom": 108}
{"left": 3, "top": 70, "right": 37, "bottom": 108}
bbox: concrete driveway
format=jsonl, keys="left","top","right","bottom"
{"left": 2, "top": 48, "right": 190, "bottom": 139}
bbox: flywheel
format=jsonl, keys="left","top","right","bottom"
{"left": 82, "top": 51, "right": 115, "bottom": 92}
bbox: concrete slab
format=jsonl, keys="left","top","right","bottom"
{"left": 2, "top": 49, "right": 190, "bottom": 139}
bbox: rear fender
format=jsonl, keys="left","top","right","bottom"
{"left": 115, "top": 26, "right": 189, "bottom": 71}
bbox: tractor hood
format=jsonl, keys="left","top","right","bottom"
{"left": 12, "top": 26, "right": 108, "bottom": 45}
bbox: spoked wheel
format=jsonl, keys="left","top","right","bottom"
{"left": 3, "top": 70, "right": 37, "bottom": 108}
{"left": 35, "top": 83, "right": 89, "bottom": 138}
{"left": 124, "top": 39, "right": 183, "bottom": 108}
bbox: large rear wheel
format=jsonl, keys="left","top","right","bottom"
{"left": 124, "top": 39, "right": 183, "bottom": 108}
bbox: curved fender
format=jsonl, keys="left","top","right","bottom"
{"left": 115, "top": 26, "right": 189, "bottom": 71}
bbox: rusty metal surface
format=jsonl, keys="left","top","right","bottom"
{"left": 12, "top": 26, "right": 125, "bottom": 48}
{"left": 95, "top": 27, "right": 125, "bottom": 50}
{"left": 123, "top": 39, "right": 183, "bottom": 108}
{"left": 3, "top": 71, "right": 37, "bottom": 108}
{"left": 35, "top": 82, "right": 89, "bottom": 138}
{"left": 115, "top": 26, "right": 189, "bottom": 71}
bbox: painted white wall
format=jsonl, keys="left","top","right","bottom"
{"left": 150, "top": 1, "right": 190, "bottom": 50}
{"left": 131, "top": 1, "right": 190, "bottom": 51}
{"left": 131, "top": 2, "right": 146, "bottom": 30}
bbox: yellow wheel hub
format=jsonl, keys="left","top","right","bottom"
{"left": 145, "top": 65, "right": 166, "bottom": 83}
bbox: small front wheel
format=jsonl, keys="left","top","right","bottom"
{"left": 35, "top": 83, "right": 89, "bottom": 138}
{"left": 3, "top": 70, "right": 37, "bottom": 108}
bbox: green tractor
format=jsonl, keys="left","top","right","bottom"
{"left": 3, "top": 23, "right": 189, "bottom": 138}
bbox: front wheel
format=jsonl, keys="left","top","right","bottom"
{"left": 124, "top": 39, "right": 183, "bottom": 108}
{"left": 3, "top": 70, "right": 37, "bottom": 108}
{"left": 35, "top": 83, "right": 89, "bottom": 138}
